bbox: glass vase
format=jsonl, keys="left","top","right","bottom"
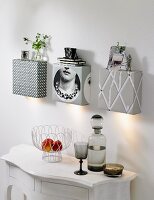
{"left": 34, "top": 50, "right": 42, "bottom": 61}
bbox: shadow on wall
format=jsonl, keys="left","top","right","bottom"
{"left": 45, "top": 63, "right": 56, "bottom": 105}
{"left": 127, "top": 48, "right": 154, "bottom": 120}
{"left": 77, "top": 49, "right": 108, "bottom": 115}
{"left": 127, "top": 47, "right": 142, "bottom": 71}
{"left": 141, "top": 57, "right": 154, "bottom": 120}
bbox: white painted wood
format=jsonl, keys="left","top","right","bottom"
{"left": 41, "top": 181, "right": 88, "bottom": 200}
{"left": 9, "top": 165, "right": 34, "bottom": 190}
{"left": 1, "top": 144, "right": 136, "bottom": 200}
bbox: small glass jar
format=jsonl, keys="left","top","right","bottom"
{"left": 87, "top": 114, "right": 106, "bottom": 172}
{"left": 21, "top": 50, "right": 29, "bottom": 60}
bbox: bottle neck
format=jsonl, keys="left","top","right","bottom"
{"left": 94, "top": 129, "right": 102, "bottom": 134}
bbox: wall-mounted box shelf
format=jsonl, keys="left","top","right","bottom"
{"left": 13, "top": 59, "right": 47, "bottom": 98}
{"left": 52, "top": 63, "right": 91, "bottom": 105}
{"left": 98, "top": 68, "right": 142, "bottom": 114}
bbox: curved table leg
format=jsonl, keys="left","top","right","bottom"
{"left": 24, "top": 194, "right": 27, "bottom": 200}
{"left": 6, "top": 185, "right": 27, "bottom": 200}
{"left": 7, "top": 185, "right": 12, "bottom": 200}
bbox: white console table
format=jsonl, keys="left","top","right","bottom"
{"left": 1, "top": 144, "right": 136, "bottom": 200}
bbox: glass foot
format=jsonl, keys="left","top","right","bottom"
{"left": 42, "top": 151, "right": 62, "bottom": 163}
{"left": 74, "top": 170, "right": 88, "bottom": 175}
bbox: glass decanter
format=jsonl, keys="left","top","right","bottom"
{"left": 87, "top": 114, "right": 106, "bottom": 172}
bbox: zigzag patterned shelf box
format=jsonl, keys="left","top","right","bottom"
{"left": 98, "top": 68, "right": 142, "bottom": 115}
{"left": 13, "top": 59, "right": 47, "bottom": 98}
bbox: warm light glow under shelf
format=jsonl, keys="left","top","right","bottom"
{"left": 67, "top": 104, "right": 85, "bottom": 116}
{"left": 113, "top": 112, "right": 140, "bottom": 147}
{"left": 26, "top": 97, "right": 45, "bottom": 104}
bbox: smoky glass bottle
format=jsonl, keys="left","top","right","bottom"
{"left": 87, "top": 115, "right": 106, "bottom": 172}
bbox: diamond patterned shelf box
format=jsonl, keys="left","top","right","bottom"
{"left": 98, "top": 68, "right": 143, "bottom": 115}
{"left": 13, "top": 59, "right": 47, "bottom": 98}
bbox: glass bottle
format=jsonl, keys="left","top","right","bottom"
{"left": 87, "top": 114, "right": 106, "bottom": 172}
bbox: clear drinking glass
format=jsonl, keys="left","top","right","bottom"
{"left": 74, "top": 142, "right": 88, "bottom": 175}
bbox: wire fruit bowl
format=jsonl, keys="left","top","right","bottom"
{"left": 32, "top": 125, "right": 72, "bottom": 162}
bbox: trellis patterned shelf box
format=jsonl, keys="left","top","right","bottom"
{"left": 98, "top": 68, "right": 142, "bottom": 114}
{"left": 52, "top": 63, "right": 91, "bottom": 105}
{"left": 13, "top": 59, "right": 47, "bottom": 98}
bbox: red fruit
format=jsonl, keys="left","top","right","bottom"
{"left": 52, "top": 140, "right": 63, "bottom": 151}
{"left": 42, "top": 138, "right": 54, "bottom": 152}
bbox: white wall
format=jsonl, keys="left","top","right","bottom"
{"left": 0, "top": 0, "right": 154, "bottom": 199}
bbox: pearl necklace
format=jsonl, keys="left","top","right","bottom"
{"left": 55, "top": 82, "right": 79, "bottom": 100}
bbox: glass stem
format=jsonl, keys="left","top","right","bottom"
{"left": 79, "top": 159, "right": 83, "bottom": 172}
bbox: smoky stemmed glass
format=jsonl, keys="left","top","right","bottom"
{"left": 74, "top": 142, "right": 88, "bottom": 175}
